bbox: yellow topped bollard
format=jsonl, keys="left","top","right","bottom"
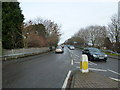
{"left": 80, "top": 54, "right": 89, "bottom": 73}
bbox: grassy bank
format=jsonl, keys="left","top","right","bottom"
{"left": 104, "top": 52, "right": 120, "bottom": 57}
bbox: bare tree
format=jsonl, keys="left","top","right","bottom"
{"left": 23, "top": 18, "right": 61, "bottom": 48}
{"left": 83, "top": 25, "right": 107, "bottom": 47}
{"left": 107, "top": 14, "right": 120, "bottom": 52}
{"left": 68, "top": 25, "right": 108, "bottom": 48}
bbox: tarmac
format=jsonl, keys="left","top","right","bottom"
{"left": 69, "top": 70, "right": 119, "bottom": 88}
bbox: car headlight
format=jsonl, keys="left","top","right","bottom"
{"left": 105, "top": 55, "right": 108, "bottom": 57}
{"left": 93, "top": 54, "right": 97, "bottom": 57}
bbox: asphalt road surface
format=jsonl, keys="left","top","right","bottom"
{"left": 2, "top": 46, "right": 120, "bottom": 88}
{"left": 69, "top": 47, "right": 120, "bottom": 81}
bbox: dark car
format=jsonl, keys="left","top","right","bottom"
{"left": 82, "top": 48, "right": 108, "bottom": 61}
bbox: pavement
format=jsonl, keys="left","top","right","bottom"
{"left": 70, "top": 70, "right": 119, "bottom": 88}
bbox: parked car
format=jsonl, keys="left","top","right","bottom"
{"left": 55, "top": 46, "right": 64, "bottom": 53}
{"left": 82, "top": 47, "right": 108, "bottom": 61}
{"left": 69, "top": 46, "right": 75, "bottom": 50}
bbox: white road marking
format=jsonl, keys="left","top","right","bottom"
{"left": 75, "top": 55, "right": 79, "bottom": 58}
{"left": 62, "top": 70, "right": 71, "bottom": 89}
{"left": 89, "top": 63, "right": 94, "bottom": 65}
{"left": 88, "top": 61, "right": 97, "bottom": 66}
{"left": 73, "top": 59, "right": 77, "bottom": 61}
{"left": 109, "top": 77, "right": 120, "bottom": 82}
{"left": 74, "top": 62, "right": 80, "bottom": 64}
{"left": 76, "top": 67, "right": 80, "bottom": 68}
{"left": 71, "top": 59, "right": 73, "bottom": 65}
{"left": 107, "top": 69, "right": 120, "bottom": 76}
{"left": 89, "top": 68, "right": 107, "bottom": 72}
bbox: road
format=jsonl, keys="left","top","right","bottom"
{"left": 3, "top": 46, "right": 120, "bottom": 88}
{"left": 69, "top": 47, "right": 120, "bottom": 81}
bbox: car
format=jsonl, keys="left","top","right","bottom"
{"left": 67, "top": 45, "right": 70, "bottom": 48}
{"left": 55, "top": 46, "right": 64, "bottom": 53}
{"left": 69, "top": 46, "right": 75, "bottom": 50}
{"left": 82, "top": 47, "right": 108, "bottom": 61}
{"left": 61, "top": 45, "right": 64, "bottom": 48}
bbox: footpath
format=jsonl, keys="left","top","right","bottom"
{"left": 69, "top": 70, "right": 119, "bottom": 88}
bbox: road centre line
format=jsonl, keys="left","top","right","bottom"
{"left": 107, "top": 69, "right": 120, "bottom": 76}
{"left": 71, "top": 59, "right": 73, "bottom": 65}
{"left": 109, "top": 77, "right": 120, "bottom": 82}
{"left": 62, "top": 70, "right": 71, "bottom": 89}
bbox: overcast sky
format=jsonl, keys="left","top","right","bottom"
{"left": 19, "top": 0, "right": 119, "bottom": 44}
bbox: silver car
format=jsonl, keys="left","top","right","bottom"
{"left": 55, "top": 46, "right": 64, "bottom": 53}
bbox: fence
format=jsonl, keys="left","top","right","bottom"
{"left": 2, "top": 47, "right": 50, "bottom": 60}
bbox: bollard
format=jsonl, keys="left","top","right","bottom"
{"left": 80, "top": 54, "right": 89, "bottom": 73}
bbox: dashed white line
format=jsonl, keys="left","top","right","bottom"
{"left": 73, "top": 59, "right": 77, "bottom": 61}
{"left": 74, "top": 62, "right": 80, "bottom": 64}
{"left": 76, "top": 67, "right": 107, "bottom": 72}
{"left": 89, "top": 63, "right": 94, "bottom": 65}
{"left": 76, "top": 66, "right": 80, "bottom": 69}
{"left": 71, "top": 59, "right": 73, "bottom": 65}
{"left": 107, "top": 69, "right": 120, "bottom": 76}
{"left": 62, "top": 70, "right": 71, "bottom": 89}
{"left": 88, "top": 61, "right": 97, "bottom": 66}
{"left": 89, "top": 68, "right": 107, "bottom": 72}
{"left": 109, "top": 77, "right": 120, "bottom": 82}
{"left": 75, "top": 55, "right": 79, "bottom": 58}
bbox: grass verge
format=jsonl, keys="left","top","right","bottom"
{"left": 104, "top": 52, "right": 120, "bottom": 57}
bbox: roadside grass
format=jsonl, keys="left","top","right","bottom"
{"left": 76, "top": 46, "right": 120, "bottom": 57}
{"left": 104, "top": 52, "right": 120, "bottom": 57}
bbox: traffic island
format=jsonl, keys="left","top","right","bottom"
{"left": 69, "top": 70, "right": 119, "bottom": 88}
